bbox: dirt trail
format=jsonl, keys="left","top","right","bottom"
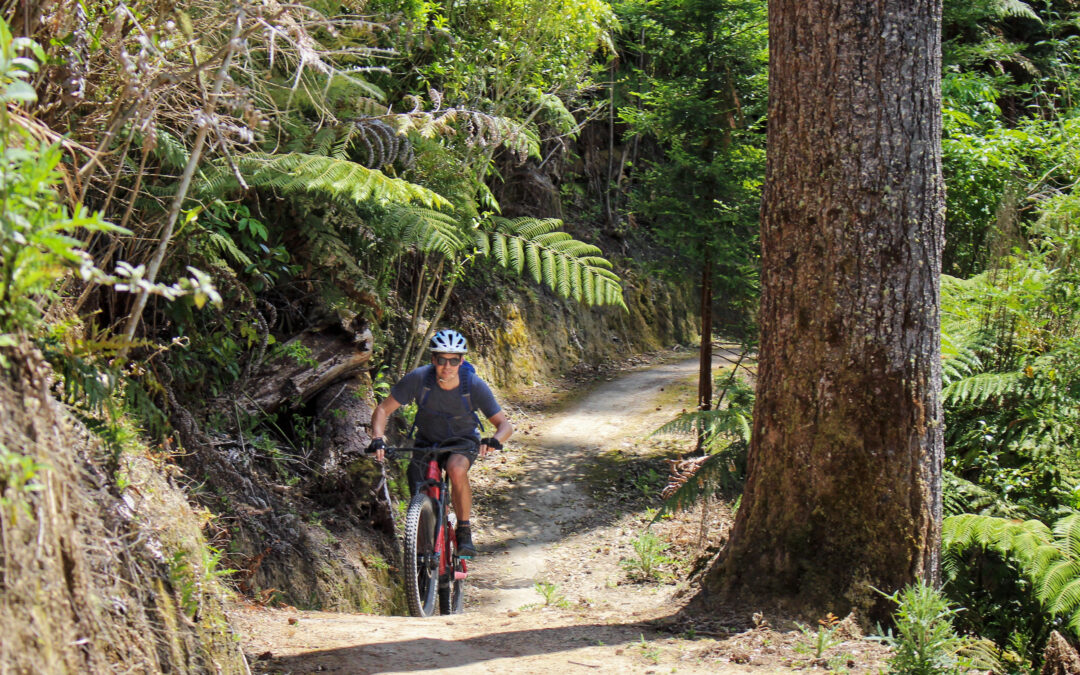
{"left": 234, "top": 350, "right": 889, "bottom": 674}
{"left": 470, "top": 355, "right": 708, "bottom": 613}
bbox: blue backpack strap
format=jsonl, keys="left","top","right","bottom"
{"left": 458, "top": 361, "right": 482, "bottom": 428}
{"left": 407, "top": 365, "right": 437, "bottom": 439}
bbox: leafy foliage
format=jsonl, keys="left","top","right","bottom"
{"left": 613, "top": 0, "right": 766, "bottom": 329}
{"left": 213, "top": 153, "right": 452, "bottom": 210}
{"left": 481, "top": 217, "right": 626, "bottom": 308}
{"left": 0, "top": 23, "right": 127, "bottom": 333}
{"left": 875, "top": 582, "right": 998, "bottom": 675}
{"left": 943, "top": 513, "right": 1080, "bottom": 639}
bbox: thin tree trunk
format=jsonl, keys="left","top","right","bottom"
{"left": 120, "top": 10, "right": 244, "bottom": 352}
{"left": 409, "top": 271, "right": 459, "bottom": 373}
{"left": 706, "top": 0, "right": 944, "bottom": 622}
{"left": 605, "top": 59, "right": 617, "bottom": 228}
{"left": 696, "top": 255, "right": 713, "bottom": 453}
{"left": 396, "top": 255, "right": 438, "bottom": 379}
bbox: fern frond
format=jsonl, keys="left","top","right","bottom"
{"left": 535, "top": 91, "right": 578, "bottom": 136}
{"left": 942, "top": 471, "right": 1036, "bottom": 518}
{"left": 652, "top": 409, "right": 752, "bottom": 443}
{"left": 204, "top": 231, "right": 253, "bottom": 267}
{"left": 654, "top": 452, "right": 737, "bottom": 519}
{"left": 390, "top": 205, "right": 466, "bottom": 256}
{"left": 1041, "top": 563, "right": 1080, "bottom": 613}
{"left": 992, "top": 0, "right": 1040, "bottom": 20}
{"left": 482, "top": 217, "right": 626, "bottom": 309}
{"left": 942, "top": 513, "right": 1055, "bottom": 567}
{"left": 943, "top": 370, "right": 1024, "bottom": 406}
{"left": 311, "top": 126, "right": 337, "bottom": 156}
{"left": 153, "top": 128, "right": 190, "bottom": 171}
{"left": 203, "top": 153, "right": 451, "bottom": 209}
{"left": 1056, "top": 515, "right": 1080, "bottom": 559}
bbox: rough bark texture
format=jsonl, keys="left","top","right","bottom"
{"left": 1043, "top": 632, "right": 1080, "bottom": 675}
{"left": 238, "top": 322, "right": 373, "bottom": 417}
{"left": 704, "top": 0, "right": 944, "bottom": 620}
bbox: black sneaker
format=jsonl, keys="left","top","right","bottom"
{"left": 456, "top": 525, "right": 478, "bottom": 557}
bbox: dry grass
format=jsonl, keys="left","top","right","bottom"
{"left": 0, "top": 339, "right": 248, "bottom": 673}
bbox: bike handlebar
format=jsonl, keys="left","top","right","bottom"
{"left": 366, "top": 440, "right": 479, "bottom": 457}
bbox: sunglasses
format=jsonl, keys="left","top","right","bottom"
{"left": 434, "top": 356, "right": 462, "bottom": 367}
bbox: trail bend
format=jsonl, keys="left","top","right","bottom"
{"left": 237, "top": 349, "right": 759, "bottom": 675}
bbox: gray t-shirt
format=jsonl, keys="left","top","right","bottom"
{"left": 391, "top": 364, "right": 501, "bottom": 444}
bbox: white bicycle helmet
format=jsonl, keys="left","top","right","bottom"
{"left": 429, "top": 329, "right": 468, "bottom": 354}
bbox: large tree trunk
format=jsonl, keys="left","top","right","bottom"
{"left": 704, "top": 0, "right": 944, "bottom": 621}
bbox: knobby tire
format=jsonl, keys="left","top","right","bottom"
{"left": 404, "top": 494, "right": 438, "bottom": 617}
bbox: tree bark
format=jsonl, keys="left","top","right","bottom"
{"left": 704, "top": 0, "right": 944, "bottom": 621}
{"left": 1042, "top": 631, "right": 1080, "bottom": 675}
{"left": 238, "top": 323, "right": 373, "bottom": 417}
{"left": 697, "top": 255, "right": 713, "bottom": 452}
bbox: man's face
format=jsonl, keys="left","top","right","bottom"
{"left": 433, "top": 352, "right": 462, "bottom": 380}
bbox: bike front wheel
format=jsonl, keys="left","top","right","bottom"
{"left": 403, "top": 494, "right": 438, "bottom": 617}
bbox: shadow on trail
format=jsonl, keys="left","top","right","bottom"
{"left": 263, "top": 619, "right": 665, "bottom": 673}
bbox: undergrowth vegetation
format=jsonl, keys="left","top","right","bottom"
{"left": 7, "top": 0, "right": 1080, "bottom": 669}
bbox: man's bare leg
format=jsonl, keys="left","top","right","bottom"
{"left": 446, "top": 454, "right": 476, "bottom": 555}
{"left": 446, "top": 454, "right": 472, "bottom": 521}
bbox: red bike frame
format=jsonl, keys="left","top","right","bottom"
{"left": 420, "top": 455, "right": 467, "bottom": 586}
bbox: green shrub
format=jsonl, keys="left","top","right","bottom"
{"left": 877, "top": 582, "right": 970, "bottom": 675}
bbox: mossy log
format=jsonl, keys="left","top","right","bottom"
{"left": 239, "top": 323, "right": 373, "bottom": 417}
{"left": 312, "top": 375, "right": 373, "bottom": 473}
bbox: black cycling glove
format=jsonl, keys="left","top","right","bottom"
{"left": 481, "top": 437, "right": 503, "bottom": 451}
{"left": 367, "top": 437, "right": 386, "bottom": 454}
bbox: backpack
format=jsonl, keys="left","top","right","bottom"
{"left": 408, "top": 361, "right": 483, "bottom": 440}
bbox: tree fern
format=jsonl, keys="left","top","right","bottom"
{"left": 943, "top": 512, "right": 1080, "bottom": 637}
{"left": 198, "top": 152, "right": 451, "bottom": 209}
{"left": 481, "top": 216, "right": 626, "bottom": 309}
{"left": 387, "top": 205, "right": 467, "bottom": 256}
{"left": 943, "top": 370, "right": 1025, "bottom": 406}
{"left": 653, "top": 451, "right": 742, "bottom": 519}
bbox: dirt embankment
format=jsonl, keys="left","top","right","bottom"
{"left": 235, "top": 349, "right": 891, "bottom": 674}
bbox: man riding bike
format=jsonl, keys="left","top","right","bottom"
{"left": 368, "top": 329, "right": 513, "bottom": 557}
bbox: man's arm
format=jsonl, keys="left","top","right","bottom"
{"left": 479, "top": 410, "right": 513, "bottom": 458}
{"left": 369, "top": 396, "right": 402, "bottom": 462}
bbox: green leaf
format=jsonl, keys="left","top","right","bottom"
{"left": 2, "top": 80, "right": 36, "bottom": 103}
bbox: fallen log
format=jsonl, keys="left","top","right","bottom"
{"left": 238, "top": 321, "right": 373, "bottom": 417}
{"left": 312, "top": 375, "right": 373, "bottom": 472}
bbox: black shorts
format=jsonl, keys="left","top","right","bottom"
{"left": 406, "top": 444, "right": 478, "bottom": 496}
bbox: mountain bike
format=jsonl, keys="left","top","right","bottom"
{"left": 369, "top": 440, "right": 475, "bottom": 617}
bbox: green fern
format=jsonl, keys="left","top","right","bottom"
{"left": 199, "top": 153, "right": 451, "bottom": 209}
{"left": 202, "top": 230, "right": 253, "bottom": 268}
{"left": 388, "top": 205, "right": 467, "bottom": 256}
{"left": 480, "top": 216, "right": 626, "bottom": 309}
{"left": 652, "top": 408, "right": 751, "bottom": 446}
{"left": 531, "top": 89, "right": 578, "bottom": 137}
{"left": 991, "top": 0, "right": 1040, "bottom": 20}
{"left": 943, "top": 512, "right": 1080, "bottom": 636}
{"left": 943, "top": 370, "right": 1025, "bottom": 406}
